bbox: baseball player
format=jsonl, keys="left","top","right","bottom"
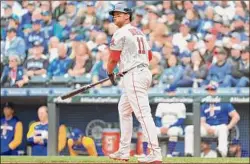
{"left": 155, "top": 86, "right": 186, "bottom": 157}
{"left": 27, "top": 106, "right": 67, "bottom": 155}
{"left": 184, "top": 83, "right": 240, "bottom": 157}
{"left": 107, "top": 3, "right": 162, "bottom": 163}
{"left": 67, "top": 128, "right": 98, "bottom": 156}
{"left": 1, "top": 102, "right": 23, "bottom": 155}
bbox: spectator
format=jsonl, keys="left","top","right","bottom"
{"left": 177, "top": 50, "right": 208, "bottom": 87}
{"left": 159, "top": 55, "right": 183, "bottom": 88}
{"left": 47, "top": 43, "right": 72, "bottom": 77}
{"left": 26, "top": 19, "right": 46, "bottom": 51}
{"left": 228, "top": 46, "right": 249, "bottom": 87}
{"left": 165, "top": 10, "right": 179, "bottom": 34}
{"left": 178, "top": 51, "right": 191, "bottom": 68}
{"left": 68, "top": 42, "right": 92, "bottom": 77}
{"left": 91, "top": 45, "right": 116, "bottom": 88}
{"left": 21, "top": 41, "right": 48, "bottom": 85}
{"left": 52, "top": 1, "right": 66, "bottom": 21}
{"left": 183, "top": 9, "right": 200, "bottom": 32}
{"left": 172, "top": 1, "right": 186, "bottom": 21}
{"left": 1, "top": 3, "right": 14, "bottom": 31}
{"left": 47, "top": 36, "right": 60, "bottom": 63}
{"left": 200, "top": 139, "right": 217, "bottom": 158}
{"left": 193, "top": 1, "right": 208, "bottom": 19}
{"left": 40, "top": 1, "right": 51, "bottom": 13}
{"left": 1, "top": 102, "right": 23, "bottom": 155}
{"left": 41, "top": 11, "right": 57, "bottom": 40}
{"left": 27, "top": 106, "right": 67, "bottom": 156}
{"left": 131, "top": 8, "right": 145, "bottom": 29}
{"left": 203, "top": 34, "right": 216, "bottom": 66}
{"left": 65, "top": 1, "right": 80, "bottom": 27}
{"left": 149, "top": 51, "right": 163, "bottom": 87}
{"left": 1, "top": 28, "right": 26, "bottom": 64}
{"left": 21, "top": 1, "right": 35, "bottom": 27}
{"left": 197, "top": 6, "right": 214, "bottom": 38}
{"left": 1, "top": 55, "right": 24, "bottom": 88}
{"left": 4, "top": 15, "right": 24, "bottom": 38}
{"left": 203, "top": 47, "right": 232, "bottom": 87}
{"left": 54, "top": 15, "right": 71, "bottom": 41}
{"left": 228, "top": 139, "right": 249, "bottom": 157}
{"left": 67, "top": 128, "right": 98, "bottom": 156}
{"left": 149, "top": 23, "right": 167, "bottom": 52}
{"left": 155, "top": 86, "right": 186, "bottom": 157}
{"left": 184, "top": 83, "right": 240, "bottom": 157}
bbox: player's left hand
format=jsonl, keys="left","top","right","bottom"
{"left": 160, "top": 127, "right": 168, "bottom": 134}
{"left": 108, "top": 73, "right": 117, "bottom": 86}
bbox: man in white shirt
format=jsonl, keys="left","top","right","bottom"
{"left": 200, "top": 139, "right": 217, "bottom": 158}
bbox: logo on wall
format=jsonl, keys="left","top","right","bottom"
{"left": 85, "top": 119, "right": 106, "bottom": 146}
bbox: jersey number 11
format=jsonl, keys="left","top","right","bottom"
{"left": 137, "top": 37, "right": 146, "bottom": 54}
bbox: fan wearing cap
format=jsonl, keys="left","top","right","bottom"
{"left": 26, "top": 19, "right": 46, "bottom": 51}
{"left": 107, "top": 3, "right": 162, "bottom": 163}
{"left": 203, "top": 47, "right": 232, "bottom": 87}
{"left": 21, "top": 1, "right": 35, "bottom": 27}
{"left": 27, "top": 106, "right": 67, "bottom": 156}
{"left": 67, "top": 128, "right": 98, "bottom": 156}
{"left": 227, "top": 46, "right": 249, "bottom": 87}
{"left": 52, "top": 1, "right": 66, "bottom": 21}
{"left": 185, "top": 83, "right": 240, "bottom": 157}
{"left": 54, "top": 15, "right": 71, "bottom": 42}
{"left": 41, "top": 11, "right": 56, "bottom": 40}
{"left": 91, "top": 44, "right": 118, "bottom": 88}
{"left": 155, "top": 85, "right": 186, "bottom": 157}
{"left": 197, "top": 6, "right": 214, "bottom": 38}
{"left": 1, "top": 102, "right": 23, "bottom": 155}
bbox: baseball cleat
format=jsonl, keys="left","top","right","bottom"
{"left": 137, "top": 153, "right": 162, "bottom": 164}
{"left": 109, "top": 151, "right": 130, "bottom": 162}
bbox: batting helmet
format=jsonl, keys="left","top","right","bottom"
{"left": 109, "top": 3, "right": 133, "bottom": 16}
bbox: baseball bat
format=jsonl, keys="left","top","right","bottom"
{"left": 60, "top": 72, "right": 126, "bottom": 100}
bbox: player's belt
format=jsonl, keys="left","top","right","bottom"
{"left": 136, "top": 63, "right": 148, "bottom": 69}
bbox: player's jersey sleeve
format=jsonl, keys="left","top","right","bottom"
{"left": 226, "top": 103, "right": 235, "bottom": 114}
{"left": 27, "top": 122, "right": 40, "bottom": 143}
{"left": 155, "top": 103, "right": 163, "bottom": 118}
{"left": 177, "top": 103, "right": 186, "bottom": 119}
{"left": 9, "top": 121, "right": 23, "bottom": 150}
{"left": 110, "top": 30, "right": 125, "bottom": 51}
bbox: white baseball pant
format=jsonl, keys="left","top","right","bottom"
{"left": 118, "top": 67, "right": 161, "bottom": 158}
{"left": 184, "top": 124, "right": 229, "bottom": 157}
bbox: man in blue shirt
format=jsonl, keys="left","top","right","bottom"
{"left": 203, "top": 47, "right": 232, "bottom": 87}
{"left": 184, "top": 83, "right": 240, "bottom": 157}
{"left": 1, "top": 102, "right": 23, "bottom": 155}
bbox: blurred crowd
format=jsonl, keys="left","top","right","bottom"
{"left": 0, "top": 1, "right": 249, "bottom": 88}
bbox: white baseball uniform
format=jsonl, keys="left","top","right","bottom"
{"left": 155, "top": 103, "right": 186, "bottom": 136}
{"left": 110, "top": 23, "right": 162, "bottom": 160}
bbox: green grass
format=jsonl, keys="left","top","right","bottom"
{"left": 1, "top": 156, "right": 249, "bottom": 163}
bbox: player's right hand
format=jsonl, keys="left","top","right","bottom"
{"left": 108, "top": 73, "right": 117, "bottom": 86}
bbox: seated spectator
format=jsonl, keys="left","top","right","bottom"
{"left": 183, "top": 9, "right": 200, "bottom": 33}
{"left": 91, "top": 45, "right": 117, "bottom": 88}
{"left": 228, "top": 139, "right": 249, "bottom": 157}
{"left": 21, "top": 41, "right": 48, "bottom": 85}
{"left": 54, "top": 15, "right": 71, "bottom": 42}
{"left": 1, "top": 102, "right": 23, "bottom": 155}
{"left": 1, "top": 28, "right": 26, "bottom": 64}
{"left": 203, "top": 47, "right": 232, "bottom": 87}
{"left": 155, "top": 86, "right": 186, "bottom": 157}
{"left": 52, "top": 1, "right": 66, "bottom": 21}
{"left": 200, "top": 139, "right": 217, "bottom": 158}
{"left": 159, "top": 55, "right": 183, "bottom": 88}
{"left": 68, "top": 43, "right": 92, "bottom": 77}
{"left": 177, "top": 50, "right": 208, "bottom": 87}
{"left": 41, "top": 11, "right": 56, "bottom": 41}
{"left": 185, "top": 83, "right": 240, "bottom": 157}
{"left": 165, "top": 10, "right": 180, "bottom": 34}
{"left": 1, "top": 55, "right": 24, "bottom": 88}
{"left": 197, "top": 6, "right": 214, "bottom": 38}
{"left": 20, "top": 1, "right": 35, "bottom": 27}
{"left": 26, "top": 19, "right": 46, "bottom": 52}
{"left": 47, "top": 36, "right": 60, "bottom": 63}
{"left": 47, "top": 43, "right": 72, "bottom": 77}
{"left": 203, "top": 34, "right": 216, "bottom": 67}
{"left": 67, "top": 128, "right": 98, "bottom": 156}
{"left": 228, "top": 46, "right": 249, "bottom": 87}
{"left": 149, "top": 51, "right": 163, "bottom": 87}
{"left": 27, "top": 106, "right": 67, "bottom": 156}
